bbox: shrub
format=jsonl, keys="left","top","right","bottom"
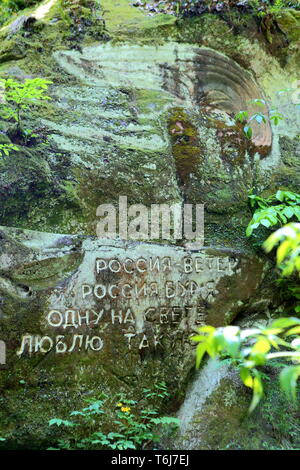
{"left": 48, "top": 382, "right": 179, "bottom": 450}
{"left": 0, "top": 77, "right": 52, "bottom": 140}
{"left": 246, "top": 190, "right": 300, "bottom": 237}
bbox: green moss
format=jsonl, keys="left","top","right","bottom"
{"left": 173, "top": 364, "right": 300, "bottom": 450}
{"left": 276, "top": 9, "right": 300, "bottom": 42}
{"left": 102, "top": 0, "right": 176, "bottom": 42}
{"left": 0, "top": 0, "right": 108, "bottom": 78}
{"left": 0, "top": 38, "right": 25, "bottom": 63}
{"left": 11, "top": 253, "right": 83, "bottom": 289}
{"left": 167, "top": 107, "right": 203, "bottom": 185}
{"left": 230, "top": 367, "right": 300, "bottom": 450}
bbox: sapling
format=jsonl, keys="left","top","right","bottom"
{"left": 0, "top": 143, "right": 18, "bottom": 158}
{"left": 0, "top": 77, "right": 52, "bottom": 136}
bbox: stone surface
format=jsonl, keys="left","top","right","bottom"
{"left": 163, "top": 355, "right": 300, "bottom": 450}
{"left": 163, "top": 358, "right": 251, "bottom": 450}
{"left": 0, "top": 225, "right": 274, "bottom": 445}
{"left": 0, "top": 31, "right": 299, "bottom": 247}
{"left": 0, "top": 0, "right": 299, "bottom": 449}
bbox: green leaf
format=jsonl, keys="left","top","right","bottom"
{"left": 246, "top": 222, "right": 259, "bottom": 237}
{"left": 280, "top": 366, "right": 300, "bottom": 401}
{"left": 283, "top": 206, "right": 294, "bottom": 219}
{"left": 249, "top": 373, "right": 264, "bottom": 413}
{"left": 107, "top": 432, "right": 124, "bottom": 439}
{"left": 276, "top": 190, "right": 285, "bottom": 202}
{"left": 248, "top": 99, "right": 266, "bottom": 107}
{"left": 260, "top": 218, "right": 272, "bottom": 228}
{"left": 291, "top": 338, "right": 300, "bottom": 348}
{"left": 284, "top": 326, "right": 300, "bottom": 337}
{"left": 240, "top": 367, "right": 253, "bottom": 388}
{"left": 235, "top": 110, "right": 249, "bottom": 122}
{"left": 293, "top": 207, "right": 300, "bottom": 221}
{"left": 48, "top": 418, "right": 76, "bottom": 427}
{"left": 195, "top": 342, "right": 206, "bottom": 368}
{"left": 121, "top": 441, "right": 136, "bottom": 450}
{"left": 70, "top": 411, "right": 85, "bottom": 416}
{"left": 222, "top": 326, "right": 241, "bottom": 357}
{"left": 151, "top": 417, "right": 180, "bottom": 426}
{"left": 271, "top": 317, "right": 300, "bottom": 329}
{"left": 277, "top": 240, "right": 291, "bottom": 265}
{"left": 252, "top": 337, "right": 271, "bottom": 354}
{"left": 244, "top": 125, "right": 253, "bottom": 139}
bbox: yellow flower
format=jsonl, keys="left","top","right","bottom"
{"left": 116, "top": 402, "right": 123, "bottom": 407}
{"left": 121, "top": 406, "right": 131, "bottom": 413}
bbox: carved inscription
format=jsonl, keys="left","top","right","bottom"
{"left": 17, "top": 251, "right": 239, "bottom": 356}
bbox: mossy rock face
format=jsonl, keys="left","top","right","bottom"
{"left": 0, "top": 4, "right": 299, "bottom": 248}
{"left": 0, "top": 38, "right": 25, "bottom": 63}
{"left": 0, "top": 0, "right": 299, "bottom": 450}
{"left": 165, "top": 358, "right": 300, "bottom": 450}
{"left": 0, "top": 226, "right": 277, "bottom": 448}
{"left": 2, "top": 38, "right": 299, "bottom": 248}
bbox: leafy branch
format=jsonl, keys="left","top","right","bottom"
{"left": 0, "top": 77, "right": 52, "bottom": 135}
{"left": 246, "top": 190, "right": 300, "bottom": 237}
{"left": 0, "top": 143, "right": 18, "bottom": 157}
{"left": 235, "top": 98, "right": 284, "bottom": 140}
{"left": 48, "top": 383, "right": 179, "bottom": 450}
{"left": 191, "top": 319, "right": 300, "bottom": 412}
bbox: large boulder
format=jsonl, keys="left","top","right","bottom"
{"left": 0, "top": 5, "right": 299, "bottom": 249}
{"left": 0, "top": 225, "right": 275, "bottom": 446}
{"left": 0, "top": 0, "right": 299, "bottom": 448}
{"left": 164, "top": 356, "right": 300, "bottom": 450}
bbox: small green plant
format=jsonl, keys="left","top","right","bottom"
{"left": 0, "top": 77, "right": 52, "bottom": 135}
{"left": 235, "top": 98, "right": 284, "bottom": 140}
{"left": 0, "top": 143, "right": 18, "bottom": 157}
{"left": 248, "top": 197, "right": 300, "bottom": 311}
{"left": 192, "top": 217, "right": 300, "bottom": 413}
{"left": 0, "top": 1, "right": 41, "bottom": 26}
{"left": 192, "top": 319, "right": 300, "bottom": 412}
{"left": 269, "top": 0, "right": 286, "bottom": 14}
{"left": 235, "top": 81, "right": 300, "bottom": 140}
{"left": 246, "top": 190, "right": 300, "bottom": 237}
{"left": 48, "top": 383, "right": 179, "bottom": 450}
{"left": 142, "top": 381, "right": 169, "bottom": 400}
{"left": 249, "top": 0, "right": 296, "bottom": 17}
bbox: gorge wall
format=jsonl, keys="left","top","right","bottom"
{"left": 0, "top": 0, "right": 299, "bottom": 449}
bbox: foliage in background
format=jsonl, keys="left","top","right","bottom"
{"left": 48, "top": 382, "right": 179, "bottom": 450}
{"left": 247, "top": 192, "right": 300, "bottom": 310}
{"left": 192, "top": 319, "right": 300, "bottom": 412}
{"left": 235, "top": 98, "right": 285, "bottom": 140}
{"left": 248, "top": 0, "right": 300, "bottom": 17}
{"left": 193, "top": 204, "right": 300, "bottom": 413}
{"left": 264, "top": 223, "right": 300, "bottom": 279}
{"left": 235, "top": 85, "right": 300, "bottom": 141}
{"left": 269, "top": 224, "right": 300, "bottom": 314}
{"left": 0, "top": 0, "right": 41, "bottom": 26}
{"left": 246, "top": 190, "right": 300, "bottom": 237}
